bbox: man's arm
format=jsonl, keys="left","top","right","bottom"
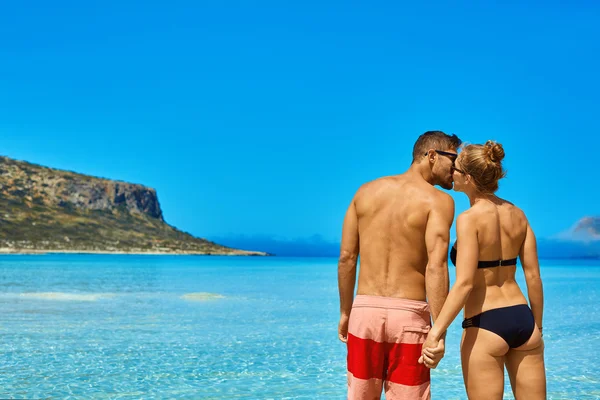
{"left": 337, "top": 197, "right": 359, "bottom": 342}
{"left": 520, "top": 222, "right": 544, "bottom": 333}
{"left": 424, "top": 194, "right": 454, "bottom": 322}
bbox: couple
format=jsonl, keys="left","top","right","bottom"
{"left": 337, "top": 131, "right": 546, "bottom": 399}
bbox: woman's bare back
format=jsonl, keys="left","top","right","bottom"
{"left": 461, "top": 197, "right": 530, "bottom": 317}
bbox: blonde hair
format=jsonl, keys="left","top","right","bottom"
{"left": 460, "top": 140, "right": 506, "bottom": 193}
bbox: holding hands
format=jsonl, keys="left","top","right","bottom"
{"left": 418, "top": 330, "right": 446, "bottom": 369}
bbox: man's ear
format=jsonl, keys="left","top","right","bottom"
{"left": 425, "top": 149, "right": 435, "bottom": 163}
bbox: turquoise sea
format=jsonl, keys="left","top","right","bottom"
{"left": 0, "top": 255, "right": 598, "bottom": 399}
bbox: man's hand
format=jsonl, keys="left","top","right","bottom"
{"left": 418, "top": 333, "right": 445, "bottom": 369}
{"left": 338, "top": 314, "right": 350, "bottom": 343}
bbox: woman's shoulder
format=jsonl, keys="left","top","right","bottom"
{"left": 496, "top": 197, "right": 528, "bottom": 222}
{"left": 456, "top": 208, "right": 479, "bottom": 229}
{"left": 458, "top": 206, "right": 485, "bottom": 221}
{"left": 494, "top": 195, "right": 522, "bottom": 210}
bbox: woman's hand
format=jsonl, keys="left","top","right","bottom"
{"left": 418, "top": 331, "right": 445, "bottom": 369}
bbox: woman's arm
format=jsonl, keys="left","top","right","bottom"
{"left": 519, "top": 222, "right": 544, "bottom": 331}
{"left": 426, "top": 212, "right": 479, "bottom": 342}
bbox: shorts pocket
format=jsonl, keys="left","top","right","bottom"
{"left": 402, "top": 326, "right": 430, "bottom": 345}
{"left": 403, "top": 326, "right": 430, "bottom": 334}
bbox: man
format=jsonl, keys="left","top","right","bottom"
{"left": 338, "top": 131, "right": 461, "bottom": 399}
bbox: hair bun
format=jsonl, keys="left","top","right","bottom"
{"left": 483, "top": 140, "right": 505, "bottom": 163}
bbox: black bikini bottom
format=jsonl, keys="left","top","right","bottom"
{"left": 462, "top": 304, "right": 535, "bottom": 348}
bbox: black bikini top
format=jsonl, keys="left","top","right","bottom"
{"left": 450, "top": 244, "right": 518, "bottom": 268}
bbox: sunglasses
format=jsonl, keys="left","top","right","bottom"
{"left": 425, "top": 149, "right": 458, "bottom": 159}
{"left": 425, "top": 149, "right": 465, "bottom": 174}
{"left": 452, "top": 165, "right": 466, "bottom": 174}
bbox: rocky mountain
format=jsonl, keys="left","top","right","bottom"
{"left": 0, "top": 156, "right": 265, "bottom": 255}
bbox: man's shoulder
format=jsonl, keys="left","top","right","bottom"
{"left": 422, "top": 190, "right": 455, "bottom": 226}
{"left": 430, "top": 189, "right": 454, "bottom": 210}
{"left": 355, "top": 175, "right": 398, "bottom": 195}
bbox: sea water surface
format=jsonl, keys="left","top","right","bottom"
{"left": 0, "top": 255, "right": 597, "bottom": 399}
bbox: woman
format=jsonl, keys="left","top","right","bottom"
{"left": 421, "top": 141, "right": 546, "bottom": 399}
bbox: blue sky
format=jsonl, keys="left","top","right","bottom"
{"left": 1, "top": 1, "right": 599, "bottom": 251}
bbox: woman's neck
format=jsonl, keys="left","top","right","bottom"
{"left": 466, "top": 190, "right": 497, "bottom": 207}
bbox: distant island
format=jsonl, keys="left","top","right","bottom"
{"left": 214, "top": 217, "right": 600, "bottom": 260}
{"left": 572, "top": 216, "right": 600, "bottom": 240}
{"left": 0, "top": 156, "right": 267, "bottom": 256}
{"left": 537, "top": 216, "right": 600, "bottom": 260}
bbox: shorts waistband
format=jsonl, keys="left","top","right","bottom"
{"left": 352, "top": 295, "right": 430, "bottom": 313}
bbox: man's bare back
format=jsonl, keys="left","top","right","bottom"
{"left": 338, "top": 133, "right": 460, "bottom": 334}
{"left": 353, "top": 173, "right": 454, "bottom": 301}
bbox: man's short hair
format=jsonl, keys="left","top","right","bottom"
{"left": 412, "top": 131, "right": 462, "bottom": 163}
